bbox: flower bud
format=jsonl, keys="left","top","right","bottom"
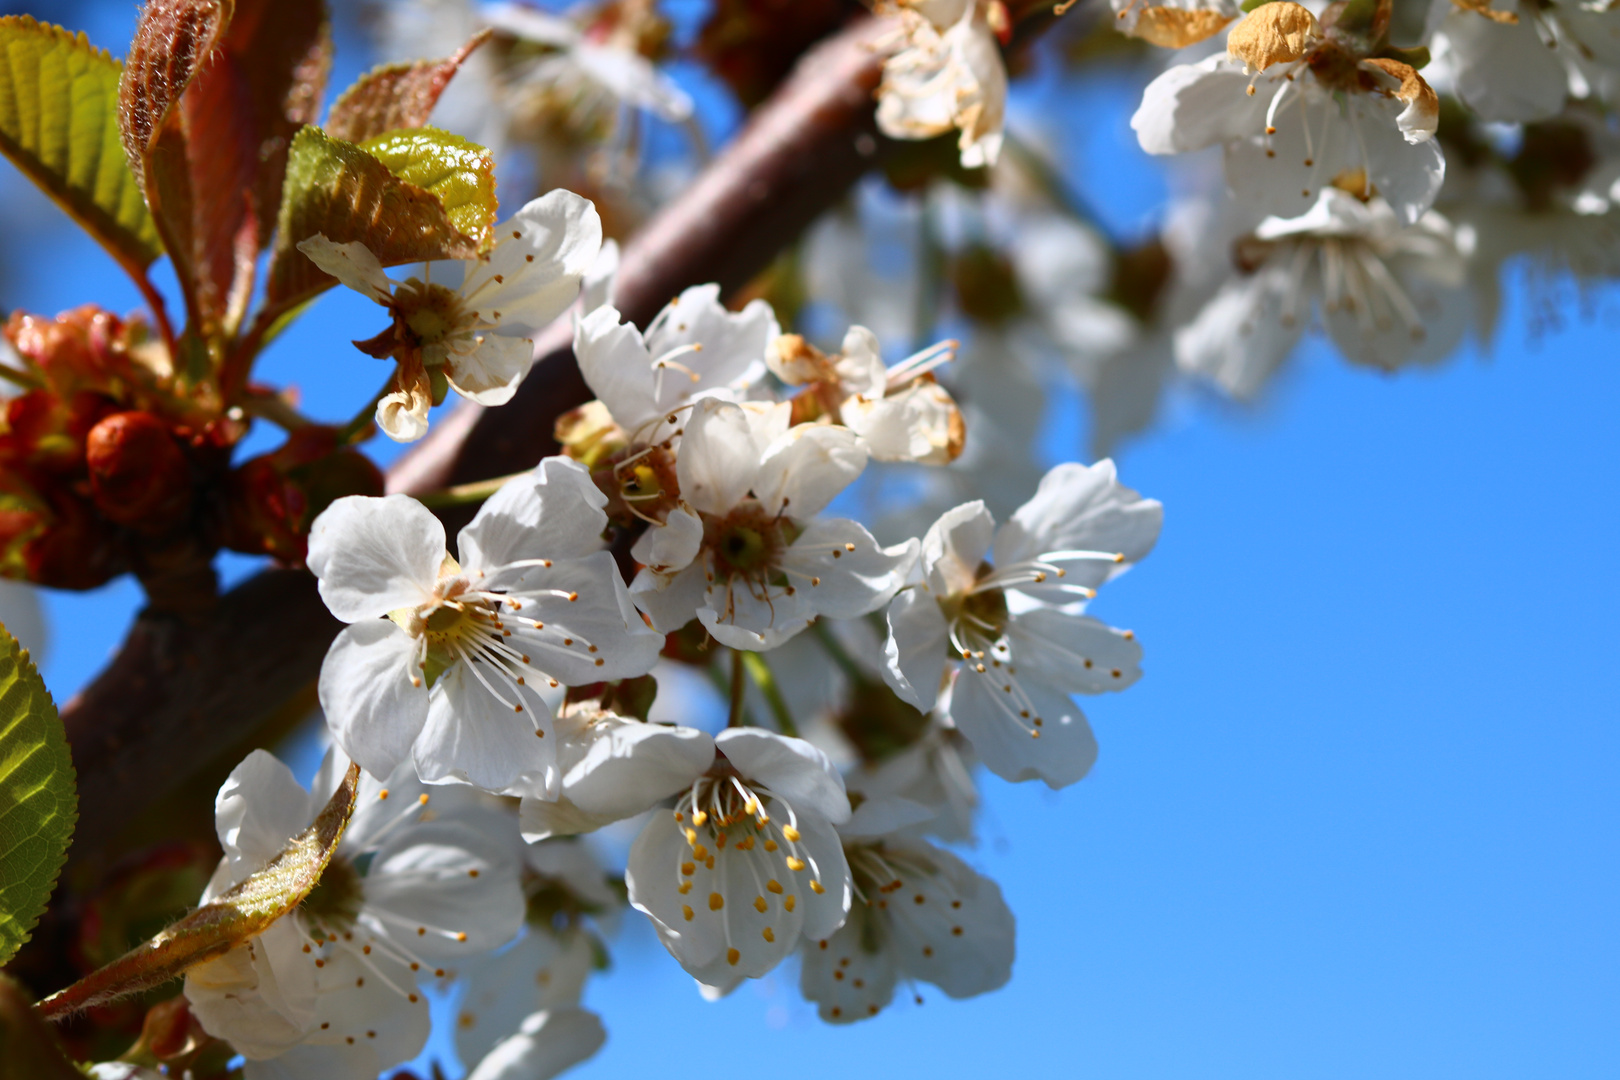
{"left": 85, "top": 411, "right": 192, "bottom": 531}
{"left": 223, "top": 429, "right": 385, "bottom": 564}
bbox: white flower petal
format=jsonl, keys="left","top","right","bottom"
{"left": 882, "top": 587, "right": 951, "bottom": 712}
{"left": 920, "top": 500, "right": 995, "bottom": 597}
{"left": 295, "top": 236, "right": 394, "bottom": 304}
{"left": 465, "top": 1006, "right": 607, "bottom": 1080}
{"left": 992, "top": 460, "right": 1163, "bottom": 593}
{"left": 308, "top": 494, "right": 444, "bottom": 621}
{"left": 458, "top": 456, "right": 609, "bottom": 570}
{"left": 461, "top": 189, "right": 602, "bottom": 333}
{"left": 715, "top": 728, "right": 850, "bottom": 825}
{"left": 950, "top": 667, "right": 1097, "bottom": 789}
{"left": 755, "top": 423, "right": 869, "bottom": 519}
{"left": 318, "top": 621, "right": 431, "bottom": 781}
{"left": 508, "top": 552, "right": 662, "bottom": 683}
{"left": 1131, "top": 56, "right": 1268, "bottom": 155}
{"left": 557, "top": 720, "right": 716, "bottom": 821}
{"left": 456, "top": 930, "right": 596, "bottom": 1066}
{"left": 363, "top": 822, "right": 525, "bottom": 960}
{"left": 883, "top": 840, "right": 1014, "bottom": 998}
{"left": 777, "top": 519, "right": 915, "bottom": 620}
{"left": 629, "top": 506, "right": 703, "bottom": 575}
{"left": 676, "top": 400, "right": 767, "bottom": 517}
{"left": 630, "top": 560, "right": 709, "bottom": 634}
{"left": 1005, "top": 610, "right": 1143, "bottom": 695}
{"left": 447, "top": 333, "right": 533, "bottom": 406}
{"left": 414, "top": 662, "right": 552, "bottom": 790}
{"left": 574, "top": 304, "right": 661, "bottom": 432}
{"left": 211, "top": 750, "right": 319, "bottom": 877}
{"left": 799, "top": 904, "right": 899, "bottom": 1023}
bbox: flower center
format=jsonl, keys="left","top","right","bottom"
{"left": 670, "top": 769, "right": 829, "bottom": 965}
{"left": 300, "top": 855, "right": 364, "bottom": 933}
{"left": 394, "top": 280, "right": 469, "bottom": 351}
{"left": 704, "top": 500, "right": 792, "bottom": 579}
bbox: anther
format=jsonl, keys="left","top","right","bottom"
{"left": 709, "top": 892, "right": 724, "bottom": 911}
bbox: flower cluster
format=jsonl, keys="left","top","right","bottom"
{"left": 172, "top": 235, "right": 1160, "bottom": 1074}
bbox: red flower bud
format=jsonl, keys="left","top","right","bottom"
{"left": 85, "top": 411, "right": 192, "bottom": 530}
{"left": 223, "top": 429, "right": 384, "bottom": 564}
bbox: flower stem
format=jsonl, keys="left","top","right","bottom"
{"left": 413, "top": 471, "right": 528, "bottom": 509}
{"left": 739, "top": 649, "right": 800, "bottom": 738}
{"left": 727, "top": 648, "right": 748, "bottom": 728}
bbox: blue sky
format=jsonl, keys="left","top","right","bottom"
{"left": 4, "top": 1, "right": 1617, "bottom": 1077}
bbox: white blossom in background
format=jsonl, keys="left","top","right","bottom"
{"left": 465, "top": 1008, "right": 608, "bottom": 1080}
{"left": 768, "top": 327, "right": 965, "bottom": 464}
{"left": 884, "top": 461, "right": 1162, "bottom": 787}
{"left": 1132, "top": 1, "right": 1444, "bottom": 224}
{"left": 800, "top": 797, "right": 1013, "bottom": 1022}
{"left": 629, "top": 398, "right": 917, "bottom": 650}
{"left": 308, "top": 457, "right": 660, "bottom": 792}
{"left": 845, "top": 721, "right": 981, "bottom": 844}
{"left": 1109, "top": 0, "right": 1239, "bottom": 48}
{"left": 625, "top": 728, "right": 854, "bottom": 995}
{"left": 478, "top": 0, "right": 694, "bottom": 124}
{"left": 877, "top": 0, "right": 1009, "bottom": 169}
{"left": 1175, "top": 186, "right": 1472, "bottom": 397}
{"left": 184, "top": 749, "right": 524, "bottom": 1079}
{"left": 1433, "top": 0, "right": 1620, "bottom": 122}
{"left": 300, "top": 191, "right": 601, "bottom": 442}
{"left": 453, "top": 841, "right": 616, "bottom": 1079}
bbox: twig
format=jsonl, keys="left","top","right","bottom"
{"left": 739, "top": 650, "right": 799, "bottom": 738}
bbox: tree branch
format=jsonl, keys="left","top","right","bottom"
{"left": 59, "top": 16, "right": 901, "bottom": 868}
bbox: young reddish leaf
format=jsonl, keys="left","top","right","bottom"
{"left": 34, "top": 762, "right": 361, "bottom": 1021}
{"left": 325, "top": 29, "right": 491, "bottom": 144}
{"left": 117, "top": 0, "right": 229, "bottom": 188}
{"left": 119, "top": 0, "right": 331, "bottom": 339}
{"left": 264, "top": 125, "right": 493, "bottom": 311}
{"left": 0, "top": 18, "right": 162, "bottom": 280}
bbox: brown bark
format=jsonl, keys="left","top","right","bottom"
{"left": 60, "top": 15, "right": 900, "bottom": 865}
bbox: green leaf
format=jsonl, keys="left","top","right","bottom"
{"left": 263, "top": 124, "right": 493, "bottom": 311}
{"left": 0, "top": 16, "right": 162, "bottom": 278}
{"left": 359, "top": 127, "right": 498, "bottom": 243}
{"left": 35, "top": 762, "right": 360, "bottom": 1020}
{"left": 325, "top": 30, "right": 490, "bottom": 145}
{"left": 0, "top": 622, "right": 76, "bottom": 970}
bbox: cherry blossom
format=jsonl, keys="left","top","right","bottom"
{"left": 1132, "top": 2, "right": 1445, "bottom": 224}
{"left": 1175, "top": 185, "right": 1471, "bottom": 397}
{"left": 184, "top": 749, "right": 524, "bottom": 1079}
{"left": 308, "top": 457, "right": 661, "bottom": 791}
{"left": 877, "top": 0, "right": 1009, "bottom": 169}
{"left": 799, "top": 797, "right": 1013, "bottom": 1022}
{"left": 625, "top": 728, "right": 854, "bottom": 994}
{"left": 883, "top": 461, "right": 1162, "bottom": 787}
{"left": 570, "top": 284, "right": 778, "bottom": 450}
{"left": 768, "top": 327, "right": 965, "bottom": 464}
{"left": 299, "top": 190, "right": 601, "bottom": 442}
{"left": 628, "top": 398, "right": 917, "bottom": 650}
